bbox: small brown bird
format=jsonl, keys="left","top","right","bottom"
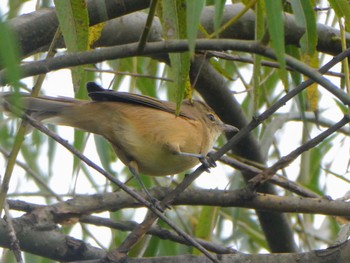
{"left": 1, "top": 82, "right": 238, "bottom": 177}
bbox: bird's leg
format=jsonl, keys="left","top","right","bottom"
{"left": 165, "top": 142, "right": 217, "bottom": 172}
{"left": 203, "top": 151, "right": 217, "bottom": 169}
{"left": 128, "top": 163, "right": 164, "bottom": 212}
{"left": 174, "top": 151, "right": 217, "bottom": 172}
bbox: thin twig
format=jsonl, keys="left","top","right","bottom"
{"left": 137, "top": 0, "right": 158, "bottom": 52}
{"left": 84, "top": 68, "right": 172, "bottom": 82}
{"left": 219, "top": 155, "right": 320, "bottom": 198}
{"left": 250, "top": 115, "right": 350, "bottom": 186}
{"left": 80, "top": 215, "right": 236, "bottom": 254}
{"left": 3, "top": 201, "right": 23, "bottom": 263}
{"left": 205, "top": 51, "right": 349, "bottom": 79}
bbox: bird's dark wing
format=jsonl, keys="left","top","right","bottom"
{"left": 86, "top": 82, "right": 194, "bottom": 119}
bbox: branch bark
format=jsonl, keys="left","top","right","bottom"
{"left": 1, "top": 213, "right": 350, "bottom": 262}
{"left": 0, "top": 216, "right": 106, "bottom": 261}
{"left": 7, "top": 3, "right": 348, "bottom": 58}
{"left": 8, "top": 188, "right": 350, "bottom": 219}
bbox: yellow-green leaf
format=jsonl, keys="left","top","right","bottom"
{"left": 88, "top": 22, "right": 105, "bottom": 49}
{"left": 301, "top": 52, "right": 319, "bottom": 112}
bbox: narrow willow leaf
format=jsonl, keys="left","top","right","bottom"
{"left": 209, "top": 58, "right": 236, "bottom": 81}
{"left": 47, "top": 126, "right": 57, "bottom": 178}
{"left": 329, "top": 0, "right": 350, "bottom": 29}
{"left": 186, "top": 0, "right": 205, "bottom": 56}
{"left": 54, "top": 0, "right": 90, "bottom": 170}
{"left": 304, "top": 53, "right": 319, "bottom": 111}
{"left": 264, "top": 0, "right": 288, "bottom": 89}
{"left": 0, "top": 17, "right": 20, "bottom": 88}
{"left": 291, "top": 0, "right": 318, "bottom": 111}
{"left": 253, "top": 0, "right": 265, "bottom": 112}
{"left": 54, "top": 0, "right": 89, "bottom": 52}
{"left": 94, "top": 134, "right": 115, "bottom": 173}
{"left": 160, "top": 0, "right": 191, "bottom": 112}
{"left": 192, "top": 206, "right": 218, "bottom": 255}
{"left": 290, "top": 0, "right": 317, "bottom": 56}
{"left": 214, "top": 0, "right": 226, "bottom": 36}
{"left": 308, "top": 136, "right": 334, "bottom": 194}
{"left": 72, "top": 130, "right": 86, "bottom": 174}
{"left": 54, "top": 0, "right": 89, "bottom": 89}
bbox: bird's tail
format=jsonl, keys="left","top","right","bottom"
{"left": 0, "top": 93, "right": 78, "bottom": 123}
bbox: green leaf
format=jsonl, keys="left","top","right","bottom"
{"left": 94, "top": 134, "right": 115, "bottom": 173}
{"left": 54, "top": 0, "right": 89, "bottom": 90}
{"left": 72, "top": 129, "right": 87, "bottom": 174}
{"left": 214, "top": 0, "right": 226, "bottom": 34}
{"left": 160, "top": 0, "right": 191, "bottom": 111}
{"left": 209, "top": 58, "right": 236, "bottom": 81}
{"left": 47, "top": 125, "right": 57, "bottom": 177}
{"left": 308, "top": 136, "right": 335, "bottom": 194}
{"left": 290, "top": 1, "right": 319, "bottom": 111}
{"left": 0, "top": 17, "right": 21, "bottom": 88}
{"left": 54, "top": 0, "right": 89, "bottom": 52}
{"left": 192, "top": 206, "right": 218, "bottom": 255}
{"left": 186, "top": 0, "right": 205, "bottom": 56}
{"left": 290, "top": 0, "right": 317, "bottom": 55}
{"left": 286, "top": 45, "right": 302, "bottom": 85}
{"left": 329, "top": 0, "right": 350, "bottom": 29}
{"left": 335, "top": 98, "right": 349, "bottom": 114}
{"left": 264, "top": 0, "right": 288, "bottom": 88}
{"left": 253, "top": 0, "right": 265, "bottom": 112}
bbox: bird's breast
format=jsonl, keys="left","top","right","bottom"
{"left": 109, "top": 106, "right": 208, "bottom": 176}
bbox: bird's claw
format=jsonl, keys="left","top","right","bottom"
{"left": 199, "top": 154, "right": 217, "bottom": 172}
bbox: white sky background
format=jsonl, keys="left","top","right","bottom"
{"left": 1, "top": 0, "right": 350, "bottom": 256}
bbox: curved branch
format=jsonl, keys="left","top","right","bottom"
{"left": 8, "top": 0, "right": 151, "bottom": 57}
{"left": 1, "top": 39, "right": 348, "bottom": 106}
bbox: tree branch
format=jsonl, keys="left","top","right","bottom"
{"left": 2, "top": 209, "right": 350, "bottom": 263}
{"left": 7, "top": 3, "right": 349, "bottom": 58}
{"left": 8, "top": 188, "right": 350, "bottom": 219}
{"left": 0, "top": 216, "right": 106, "bottom": 261}
{"left": 2, "top": 39, "right": 349, "bottom": 106}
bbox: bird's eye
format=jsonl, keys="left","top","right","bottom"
{"left": 207, "top": 113, "right": 216, "bottom": 122}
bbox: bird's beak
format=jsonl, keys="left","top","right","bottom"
{"left": 222, "top": 123, "right": 239, "bottom": 133}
